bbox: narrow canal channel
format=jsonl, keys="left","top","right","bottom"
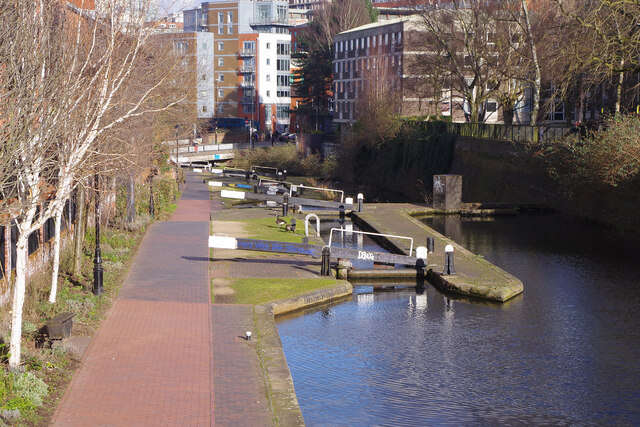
{"left": 276, "top": 213, "right": 640, "bottom": 425}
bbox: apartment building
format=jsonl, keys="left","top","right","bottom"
{"left": 333, "top": 18, "right": 410, "bottom": 125}
{"left": 183, "top": 0, "right": 293, "bottom": 133}
{"left": 173, "top": 31, "right": 216, "bottom": 119}
{"left": 333, "top": 15, "right": 510, "bottom": 126}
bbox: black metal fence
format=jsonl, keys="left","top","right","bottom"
{"left": 445, "top": 122, "right": 570, "bottom": 143}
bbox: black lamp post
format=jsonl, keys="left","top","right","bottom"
{"left": 174, "top": 124, "right": 180, "bottom": 199}
{"left": 92, "top": 172, "right": 103, "bottom": 296}
{"left": 149, "top": 167, "right": 156, "bottom": 219}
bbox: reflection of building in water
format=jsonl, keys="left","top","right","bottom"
{"left": 432, "top": 215, "right": 462, "bottom": 244}
{"left": 356, "top": 293, "right": 375, "bottom": 307}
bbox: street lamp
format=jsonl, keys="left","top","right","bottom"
{"left": 92, "top": 172, "right": 103, "bottom": 296}
{"left": 174, "top": 124, "right": 180, "bottom": 200}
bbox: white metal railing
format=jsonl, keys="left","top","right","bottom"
{"left": 174, "top": 143, "right": 235, "bottom": 154}
{"left": 305, "top": 213, "right": 320, "bottom": 237}
{"left": 290, "top": 185, "right": 344, "bottom": 203}
{"left": 251, "top": 165, "right": 278, "bottom": 175}
{"left": 328, "top": 228, "right": 414, "bottom": 256}
{"left": 258, "top": 178, "right": 291, "bottom": 187}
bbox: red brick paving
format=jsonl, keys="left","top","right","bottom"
{"left": 212, "top": 304, "right": 273, "bottom": 427}
{"left": 52, "top": 171, "right": 274, "bottom": 426}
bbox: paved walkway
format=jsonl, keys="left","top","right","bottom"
{"left": 52, "top": 171, "right": 272, "bottom": 426}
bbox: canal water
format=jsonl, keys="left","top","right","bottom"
{"left": 276, "top": 213, "right": 640, "bottom": 425}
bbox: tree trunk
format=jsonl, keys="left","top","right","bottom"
{"left": 73, "top": 185, "right": 85, "bottom": 278}
{"left": 521, "top": 0, "right": 540, "bottom": 125}
{"left": 48, "top": 208, "right": 63, "bottom": 303}
{"left": 9, "top": 235, "right": 28, "bottom": 367}
{"left": 615, "top": 67, "right": 624, "bottom": 114}
{"left": 126, "top": 172, "right": 135, "bottom": 225}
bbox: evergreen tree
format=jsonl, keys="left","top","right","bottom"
{"left": 292, "top": 0, "right": 372, "bottom": 131}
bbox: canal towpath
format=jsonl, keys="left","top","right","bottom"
{"left": 51, "top": 171, "right": 287, "bottom": 426}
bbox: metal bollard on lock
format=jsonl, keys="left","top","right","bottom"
{"left": 443, "top": 244, "right": 455, "bottom": 275}
{"left": 427, "top": 237, "right": 435, "bottom": 253}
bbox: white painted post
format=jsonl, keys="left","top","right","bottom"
{"left": 416, "top": 246, "right": 428, "bottom": 260}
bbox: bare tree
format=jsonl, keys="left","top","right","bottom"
{"left": 553, "top": 0, "right": 640, "bottom": 114}
{"left": 411, "top": 1, "right": 512, "bottom": 122}
{"left": 355, "top": 50, "right": 403, "bottom": 143}
{"left": 0, "top": 0, "right": 185, "bottom": 367}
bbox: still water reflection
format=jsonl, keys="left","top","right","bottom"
{"left": 276, "top": 214, "right": 640, "bottom": 425}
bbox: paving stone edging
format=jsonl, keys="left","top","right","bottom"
{"left": 253, "top": 282, "right": 353, "bottom": 426}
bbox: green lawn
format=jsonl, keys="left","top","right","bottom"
{"left": 218, "top": 278, "right": 342, "bottom": 305}
{"left": 243, "top": 216, "right": 308, "bottom": 243}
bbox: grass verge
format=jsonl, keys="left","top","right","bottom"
{"left": 215, "top": 278, "right": 338, "bottom": 305}
{"left": 242, "top": 216, "right": 307, "bottom": 243}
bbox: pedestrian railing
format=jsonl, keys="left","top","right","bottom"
{"left": 445, "top": 122, "right": 570, "bottom": 143}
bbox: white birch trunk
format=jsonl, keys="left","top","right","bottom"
{"left": 48, "top": 208, "right": 63, "bottom": 303}
{"left": 521, "top": 0, "right": 541, "bottom": 125}
{"left": 9, "top": 235, "right": 28, "bottom": 367}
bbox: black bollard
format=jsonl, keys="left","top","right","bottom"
{"left": 415, "top": 258, "right": 426, "bottom": 291}
{"left": 321, "top": 246, "right": 331, "bottom": 276}
{"left": 277, "top": 171, "right": 283, "bottom": 181}
{"left": 339, "top": 205, "right": 345, "bottom": 220}
{"left": 357, "top": 193, "right": 363, "bottom": 212}
{"left": 290, "top": 218, "right": 296, "bottom": 232}
{"left": 283, "top": 169, "right": 287, "bottom": 180}
{"left": 245, "top": 171, "right": 250, "bottom": 183}
{"left": 427, "top": 237, "right": 435, "bottom": 253}
{"left": 283, "top": 202, "right": 288, "bottom": 216}
{"left": 443, "top": 244, "right": 455, "bottom": 275}
{"left": 253, "top": 185, "right": 258, "bottom": 193}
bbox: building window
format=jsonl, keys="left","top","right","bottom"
{"left": 243, "top": 41, "right": 255, "bottom": 52}
{"left": 266, "top": 58, "right": 270, "bottom": 65}
{"left": 218, "top": 42, "right": 224, "bottom": 50}
{"left": 218, "top": 12, "right": 223, "bottom": 23}
{"left": 266, "top": 74, "right": 270, "bottom": 82}
{"left": 218, "top": 73, "right": 224, "bottom": 82}
{"left": 203, "top": 105, "right": 207, "bottom": 112}
{"left": 486, "top": 101, "right": 497, "bottom": 113}
{"left": 266, "top": 90, "right": 271, "bottom": 97}
{"left": 218, "top": 26, "right": 223, "bottom": 35}
{"left": 276, "top": 104, "right": 288, "bottom": 119}
{"left": 277, "top": 59, "right": 289, "bottom": 71}
{"left": 277, "top": 75, "right": 290, "bottom": 86}
{"left": 266, "top": 42, "right": 271, "bottom": 49}
{"left": 218, "top": 57, "right": 224, "bottom": 66}
{"left": 218, "top": 89, "right": 224, "bottom": 98}
{"left": 277, "top": 42, "right": 290, "bottom": 55}
{"left": 218, "top": 103, "right": 223, "bottom": 113}
{"left": 227, "top": 11, "right": 233, "bottom": 23}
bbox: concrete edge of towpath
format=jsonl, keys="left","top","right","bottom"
{"left": 252, "top": 281, "right": 353, "bottom": 426}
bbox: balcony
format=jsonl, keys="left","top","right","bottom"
{"left": 238, "top": 65, "right": 255, "bottom": 73}
{"left": 239, "top": 81, "right": 255, "bottom": 88}
{"left": 238, "top": 49, "right": 255, "bottom": 57}
{"left": 250, "top": 17, "right": 291, "bottom": 27}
